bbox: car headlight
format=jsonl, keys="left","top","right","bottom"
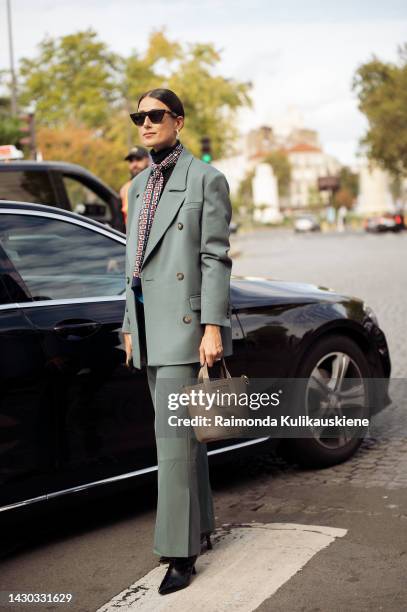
{"left": 363, "top": 303, "right": 379, "bottom": 326}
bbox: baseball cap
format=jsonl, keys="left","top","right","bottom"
{"left": 124, "top": 146, "right": 149, "bottom": 161}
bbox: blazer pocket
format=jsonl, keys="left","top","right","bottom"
{"left": 183, "top": 201, "right": 202, "bottom": 210}
{"left": 189, "top": 294, "right": 201, "bottom": 311}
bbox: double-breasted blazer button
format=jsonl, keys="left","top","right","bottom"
{"left": 176, "top": 272, "right": 184, "bottom": 280}
{"left": 183, "top": 315, "right": 192, "bottom": 324}
{"left": 177, "top": 222, "right": 183, "bottom": 230}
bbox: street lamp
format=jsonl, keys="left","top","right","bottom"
{"left": 6, "top": 0, "right": 18, "bottom": 116}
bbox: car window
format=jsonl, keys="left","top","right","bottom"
{"left": 0, "top": 214, "right": 125, "bottom": 300}
{"left": 63, "top": 176, "right": 112, "bottom": 222}
{"left": 0, "top": 170, "right": 56, "bottom": 205}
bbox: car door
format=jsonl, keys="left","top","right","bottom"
{"left": 0, "top": 209, "right": 156, "bottom": 503}
{"left": 0, "top": 248, "right": 56, "bottom": 509}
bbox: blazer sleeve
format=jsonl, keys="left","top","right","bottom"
{"left": 200, "top": 170, "right": 233, "bottom": 327}
{"left": 121, "top": 179, "right": 138, "bottom": 334}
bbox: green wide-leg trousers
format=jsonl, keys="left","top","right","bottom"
{"left": 146, "top": 362, "right": 216, "bottom": 558}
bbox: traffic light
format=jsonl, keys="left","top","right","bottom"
{"left": 200, "top": 136, "right": 212, "bottom": 163}
{"left": 19, "top": 111, "right": 37, "bottom": 159}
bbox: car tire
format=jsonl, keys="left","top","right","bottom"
{"left": 282, "top": 334, "right": 372, "bottom": 468}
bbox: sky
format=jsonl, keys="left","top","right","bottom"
{"left": 1, "top": 0, "right": 406, "bottom": 165}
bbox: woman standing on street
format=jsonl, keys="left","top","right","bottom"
{"left": 121, "top": 88, "right": 234, "bottom": 595}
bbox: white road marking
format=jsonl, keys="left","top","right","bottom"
{"left": 97, "top": 522, "right": 347, "bottom": 611}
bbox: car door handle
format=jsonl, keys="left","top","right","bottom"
{"left": 53, "top": 319, "right": 102, "bottom": 339}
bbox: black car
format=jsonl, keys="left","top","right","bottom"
{"left": 0, "top": 160, "right": 125, "bottom": 232}
{"left": 0, "top": 201, "right": 391, "bottom": 514}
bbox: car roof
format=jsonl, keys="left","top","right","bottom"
{"left": 1, "top": 159, "right": 97, "bottom": 174}
{"left": 0, "top": 200, "right": 125, "bottom": 238}
{"left": 0, "top": 160, "right": 118, "bottom": 196}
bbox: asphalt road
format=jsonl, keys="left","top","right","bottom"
{"left": 1, "top": 228, "right": 406, "bottom": 611}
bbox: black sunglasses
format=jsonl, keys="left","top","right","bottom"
{"left": 130, "top": 109, "right": 178, "bottom": 126}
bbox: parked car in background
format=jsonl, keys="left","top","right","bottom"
{"left": 293, "top": 213, "right": 321, "bottom": 233}
{"left": 0, "top": 201, "right": 391, "bottom": 515}
{"left": 364, "top": 212, "right": 405, "bottom": 233}
{"left": 0, "top": 161, "right": 125, "bottom": 232}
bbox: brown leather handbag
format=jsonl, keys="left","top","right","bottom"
{"left": 182, "top": 357, "right": 250, "bottom": 443}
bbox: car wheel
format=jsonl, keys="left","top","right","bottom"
{"left": 283, "top": 334, "right": 372, "bottom": 468}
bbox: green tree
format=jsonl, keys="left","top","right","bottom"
{"left": 123, "top": 29, "right": 252, "bottom": 158}
{"left": 263, "top": 151, "right": 291, "bottom": 196}
{"left": 0, "top": 96, "right": 21, "bottom": 145}
{"left": 307, "top": 185, "right": 323, "bottom": 208}
{"left": 168, "top": 42, "right": 252, "bottom": 158}
{"left": 338, "top": 166, "right": 358, "bottom": 198}
{"left": 234, "top": 168, "right": 255, "bottom": 219}
{"left": 124, "top": 29, "right": 182, "bottom": 106}
{"left": 19, "top": 29, "right": 121, "bottom": 129}
{"left": 0, "top": 69, "right": 21, "bottom": 145}
{"left": 352, "top": 43, "right": 407, "bottom": 177}
{"left": 332, "top": 166, "right": 358, "bottom": 209}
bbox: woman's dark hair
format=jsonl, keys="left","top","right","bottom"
{"left": 137, "top": 88, "right": 185, "bottom": 117}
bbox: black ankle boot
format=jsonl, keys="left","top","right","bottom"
{"left": 158, "top": 555, "right": 197, "bottom": 595}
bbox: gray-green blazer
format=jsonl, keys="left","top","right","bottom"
{"left": 122, "top": 145, "right": 233, "bottom": 369}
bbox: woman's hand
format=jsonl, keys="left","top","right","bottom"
{"left": 124, "top": 332, "right": 133, "bottom": 367}
{"left": 199, "top": 324, "right": 223, "bottom": 367}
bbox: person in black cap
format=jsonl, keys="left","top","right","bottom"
{"left": 121, "top": 146, "right": 150, "bottom": 225}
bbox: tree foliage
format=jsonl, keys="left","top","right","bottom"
{"left": 352, "top": 43, "right": 407, "bottom": 177}
{"left": 307, "top": 185, "right": 323, "bottom": 208}
{"left": 234, "top": 168, "right": 255, "bottom": 218}
{"left": 0, "top": 96, "right": 21, "bottom": 145}
{"left": 123, "top": 30, "right": 252, "bottom": 158}
{"left": 331, "top": 166, "right": 358, "bottom": 209}
{"left": 333, "top": 187, "right": 354, "bottom": 209}
{"left": 36, "top": 121, "right": 129, "bottom": 190}
{"left": 338, "top": 166, "right": 358, "bottom": 198}
{"left": 19, "top": 29, "right": 121, "bottom": 129}
{"left": 16, "top": 27, "right": 252, "bottom": 183}
{"left": 263, "top": 150, "right": 291, "bottom": 196}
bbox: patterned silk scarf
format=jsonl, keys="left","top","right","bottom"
{"left": 132, "top": 141, "right": 184, "bottom": 287}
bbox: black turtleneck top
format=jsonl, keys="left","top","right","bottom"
{"left": 150, "top": 139, "right": 180, "bottom": 194}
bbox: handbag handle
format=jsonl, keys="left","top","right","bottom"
{"left": 198, "top": 357, "right": 232, "bottom": 383}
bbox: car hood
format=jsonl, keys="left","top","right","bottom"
{"left": 230, "top": 275, "right": 361, "bottom": 308}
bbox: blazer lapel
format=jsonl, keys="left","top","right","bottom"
{"left": 140, "top": 146, "right": 194, "bottom": 270}
{"left": 126, "top": 168, "right": 150, "bottom": 270}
